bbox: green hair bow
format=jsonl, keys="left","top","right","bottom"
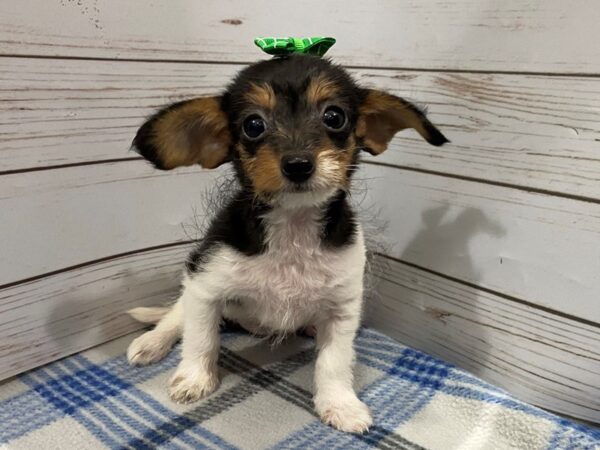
{"left": 254, "top": 37, "right": 336, "bottom": 57}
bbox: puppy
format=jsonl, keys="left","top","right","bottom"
{"left": 126, "top": 54, "right": 446, "bottom": 433}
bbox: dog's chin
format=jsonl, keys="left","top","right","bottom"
{"left": 273, "top": 184, "right": 339, "bottom": 209}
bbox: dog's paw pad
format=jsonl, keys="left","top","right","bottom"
{"left": 127, "top": 331, "right": 174, "bottom": 366}
{"left": 317, "top": 396, "right": 372, "bottom": 433}
{"left": 168, "top": 367, "right": 219, "bottom": 404}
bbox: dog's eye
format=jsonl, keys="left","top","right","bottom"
{"left": 322, "top": 106, "right": 346, "bottom": 130}
{"left": 242, "top": 115, "right": 266, "bottom": 140}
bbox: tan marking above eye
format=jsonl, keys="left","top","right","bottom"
{"left": 244, "top": 83, "right": 276, "bottom": 111}
{"left": 306, "top": 75, "right": 340, "bottom": 105}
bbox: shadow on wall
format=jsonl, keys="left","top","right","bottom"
{"left": 407, "top": 204, "right": 505, "bottom": 377}
{"left": 402, "top": 205, "right": 505, "bottom": 281}
{"left": 368, "top": 203, "right": 506, "bottom": 379}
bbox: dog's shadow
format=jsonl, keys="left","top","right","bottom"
{"left": 369, "top": 203, "right": 506, "bottom": 379}
{"left": 402, "top": 205, "right": 505, "bottom": 281}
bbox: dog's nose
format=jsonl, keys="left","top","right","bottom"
{"left": 281, "top": 154, "right": 315, "bottom": 183}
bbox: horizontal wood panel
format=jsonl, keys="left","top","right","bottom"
{"left": 1, "top": 1, "right": 600, "bottom": 73}
{"left": 357, "top": 69, "right": 600, "bottom": 201}
{"left": 3, "top": 58, "right": 600, "bottom": 201}
{"left": 0, "top": 161, "right": 224, "bottom": 285}
{"left": 0, "top": 58, "right": 240, "bottom": 172}
{"left": 0, "top": 243, "right": 191, "bottom": 380}
{"left": 359, "top": 164, "right": 600, "bottom": 322}
{"left": 365, "top": 255, "right": 600, "bottom": 422}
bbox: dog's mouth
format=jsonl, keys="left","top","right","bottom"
{"left": 278, "top": 172, "right": 345, "bottom": 202}
{"left": 273, "top": 184, "right": 340, "bottom": 209}
{"left": 287, "top": 182, "right": 312, "bottom": 193}
{"left": 282, "top": 177, "right": 336, "bottom": 194}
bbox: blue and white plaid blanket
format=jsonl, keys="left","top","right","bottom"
{"left": 1, "top": 328, "right": 598, "bottom": 449}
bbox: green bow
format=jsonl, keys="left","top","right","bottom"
{"left": 254, "top": 37, "right": 336, "bottom": 57}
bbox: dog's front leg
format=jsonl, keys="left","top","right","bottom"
{"left": 168, "top": 282, "right": 221, "bottom": 404}
{"left": 314, "top": 299, "right": 372, "bottom": 433}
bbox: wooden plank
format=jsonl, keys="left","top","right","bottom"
{"left": 1, "top": 1, "right": 600, "bottom": 73}
{"left": 0, "top": 160, "right": 224, "bottom": 285}
{"left": 364, "top": 255, "right": 600, "bottom": 422}
{"left": 0, "top": 58, "right": 240, "bottom": 172}
{"left": 0, "top": 243, "right": 192, "bottom": 380}
{"left": 356, "top": 69, "right": 600, "bottom": 202}
{"left": 359, "top": 164, "right": 600, "bottom": 322}
{"left": 3, "top": 58, "right": 600, "bottom": 201}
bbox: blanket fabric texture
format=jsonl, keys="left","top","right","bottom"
{"left": 0, "top": 327, "right": 598, "bottom": 449}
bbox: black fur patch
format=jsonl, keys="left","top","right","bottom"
{"left": 322, "top": 190, "right": 357, "bottom": 248}
{"left": 186, "top": 189, "right": 269, "bottom": 273}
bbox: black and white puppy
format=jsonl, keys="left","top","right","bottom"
{"left": 127, "top": 54, "right": 446, "bottom": 433}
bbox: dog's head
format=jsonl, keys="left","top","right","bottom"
{"left": 133, "top": 54, "right": 447, "bottom": 205}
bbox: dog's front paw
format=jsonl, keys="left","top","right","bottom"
{"left": 168, "top": 363, "right": 219, "bottom": 404}
{"left": 315, "top": 394, "right": 372, "bottom": 433}
{"left": 127, "top": 330, "right": 175, "bottom": 366}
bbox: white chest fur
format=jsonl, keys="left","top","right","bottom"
{"left": 189, "top": 205, "right": 366, "bottom": 333}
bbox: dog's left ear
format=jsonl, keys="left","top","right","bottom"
{"left": 356, "top": 89, "right": 448, "bottom": 155}
{"left": 132, "top": 96, "right": 231, "bottom": 170}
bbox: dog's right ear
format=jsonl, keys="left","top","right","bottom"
{"left": 356, "top": 89, "right": 448, "bottom": 155}
{"left": 132, "top": 97, "right": 231, "bottom": 170}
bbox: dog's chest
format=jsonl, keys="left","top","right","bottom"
{"left": 227, "top": 208, "right": 362, "bottom": 329}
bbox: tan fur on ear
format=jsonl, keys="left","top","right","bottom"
{"left": 356, "top": 89, "right": 448, "bottom": 155}
{"left": 134, "top": 97, "right": 231, "bottom": 170}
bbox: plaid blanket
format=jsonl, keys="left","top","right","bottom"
{"left": 1, "top": 328, "right": 598, "bottom": 450}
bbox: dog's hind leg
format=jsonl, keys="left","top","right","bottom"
{"left": 126, "top": 300, "right": 183, "bottom": 366}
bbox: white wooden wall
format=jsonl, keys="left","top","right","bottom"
{"left": 1, "top": 0, "right": 599, "bottom": 423}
